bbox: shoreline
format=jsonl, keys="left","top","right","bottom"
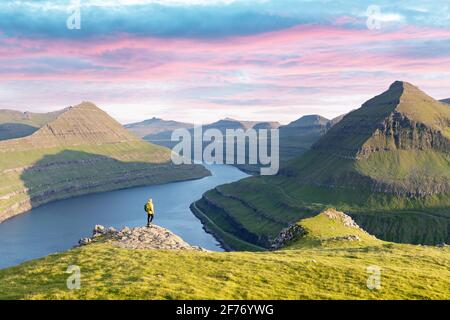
{"left": 0, "top": 165, "right": 211, "bottom": 224}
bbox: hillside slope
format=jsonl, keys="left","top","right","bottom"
{"left": 0, "top": 109, "right": 63, "bottom": 140}
{"left": 194, "top": 82, "right": 450, "bottom": 247}
{"left": 0, "top": 102, "right": 209, "bottom": 222}
{"left": 0, "top": 210, "right": 448, "bottom": 300}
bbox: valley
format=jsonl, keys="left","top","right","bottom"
{"left": 0, "top": 102, "right": 209, "bottom": 222}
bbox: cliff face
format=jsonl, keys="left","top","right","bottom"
{"left": 0, "top": 102, "right": 209, "bottom": 223}
{"left": 359, "top": 111, "right": 450, "bottom": 157}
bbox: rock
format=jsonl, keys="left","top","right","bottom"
{"left": 78, "top": 237, "right": 92, "bottom": 246}
{"left": 270, "top": 224, "right": 307, "bottom": 250}
{"left": 78, "top": 223, "right": 207, "bottom": 251}
{"left": 323, "top": 209, "right": 361, "bottom": 229}
{"left": 93, "top": 224, "right": 106, "bottom": 236}
{"left": 107, "top": 227, "right": 117, "bottom": 234}
{"left": 328, "top": 235, "right": 361, "bottom": 242}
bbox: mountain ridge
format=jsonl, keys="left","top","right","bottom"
{"left": 193, "top": 81, "right": 450, "bottom": 247}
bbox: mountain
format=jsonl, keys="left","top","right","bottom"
{"left": 140, "top": 116, "right": 336, "bottom": 174}
{"left": 194, "top": 81, "right": 450, "bottom": 247}
{"left": 2, "top": 209, "right": 448, "bottom": 299}
{"left": 0, "top": 109, "right": 63, "bottom": 140}
{"left": 441, "top": 98, "right": 450, "bottom": 104}
{"left": 278, "top": 115, "right": 331, "bottom": 161}
{"left": 137, "top": 118, "right": 281, "bottom": 173}
{"left": 124, "top": 117, "right": 193, "bottom": 138}
{"left": 0, "top": 102, "right": 209, "bottom": 222}
{"left": 204, "top": 118, "right": 281, "bottom": 131}
{"left": 285, "top": 114, "right": 329, "bottom": 128}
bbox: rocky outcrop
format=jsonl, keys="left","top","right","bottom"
{"left": 270, "top": 224, "right": 307, "bottom": 250}
{"left": 78, "top": 224, "right": 207, "bottom": 251}
{"left": 270, "top": 209, "right": 367, "bottom": 249}
{"left": 322, "top": 209, "right": 363, "bottom": 229}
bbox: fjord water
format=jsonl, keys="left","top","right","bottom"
{"left": 0, "top": 164, "right": 248, "bottom": 269}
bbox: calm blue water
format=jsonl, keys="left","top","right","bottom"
{"left": 0, "top": 164, "right": 248, "bottom": 269}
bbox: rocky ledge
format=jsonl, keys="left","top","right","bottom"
{"left": 78, "top": 224, "right": 207, "bottom": 251}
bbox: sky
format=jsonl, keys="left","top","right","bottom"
{"left": 0, "top": 0, "right": 450, "bottom": 124}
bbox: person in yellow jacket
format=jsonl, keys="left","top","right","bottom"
{"left": 144, "top": 198, "right": 155, "bottom": 227}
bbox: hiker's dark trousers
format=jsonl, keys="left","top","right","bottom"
{"left": 147, "top": 214, "right": 154, "bottom": 226}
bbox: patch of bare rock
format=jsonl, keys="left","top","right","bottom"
{"left": 78, "top": 224, "right": 208, "bottom": 251}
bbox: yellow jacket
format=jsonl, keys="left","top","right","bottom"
{"left": 145, "top": 200, "right": 154, "bottom": 215}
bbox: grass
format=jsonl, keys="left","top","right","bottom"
{"left": 197, "top": 172, "right": 450, "bottom": 248}
{"left": 0, "top": 212, "right": 448, "bottom": 300}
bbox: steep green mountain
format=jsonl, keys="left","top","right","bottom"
{"left": 0, "top": 109, "right": 63, "bottom": 140}
{"left": 194, "top": 81, "right": 450, "bottom": 247}
{"left": 124, "top": 117, "right": 193, "bottom": 138}
{"left": 1, "top": 210, "right": 448, "bottom": 300}
{"left": 0, "top": 102, "right": 209, "bottom": 222}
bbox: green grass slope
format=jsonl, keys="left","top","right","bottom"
{"left": 0, "top": 109, "right": 63, "bottom": 140}
{"left": 195, "top": 82, "right": 450, "bottom": 247}
{"left": 0, "top": 212, "right": 448, "bottom": 300}
{"left": 0, "top": 102, "right": 209, "bottom": 222}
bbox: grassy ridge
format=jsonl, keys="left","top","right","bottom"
{"left": 0, "top": 212, "right": 448, "bottom": 300}
{"left": 197, "top": 173, "right": 449, "bottom": 247}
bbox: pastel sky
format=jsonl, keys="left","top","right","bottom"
{"left": 1, "top": 0, "right": 450, "bottom": 124}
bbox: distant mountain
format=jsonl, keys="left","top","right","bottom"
{"left": 140, "top": 115, "right": 338, "bottom": 174}
{"left": 0, "top": 109, "right": 63, "bottom": 140}
{"left": 204, "top": 118, "right": 281, "bottom": 131}
{"left": 441, "top": 98, "right": 450, "bottom": 104}
{"left": 125, "top": 117, "right": 193, "bottom": 138}
{"left": 0, "top": 102, "right": 208, "bottom": 222}
{"left": 278, "top": 115, "right": 331, "bottom": 162}
{"left": 195, "top": 81, "right": 450, "bottom": 248}
{"left": 284, "top": 114, "right": 329, "bottom": 128}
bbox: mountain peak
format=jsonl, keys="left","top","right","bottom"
{"left": 388, "top": 80, "right": 416, "bottom": 90}
{"left": 0, "top": 102, "right": 139, "bottom": 150}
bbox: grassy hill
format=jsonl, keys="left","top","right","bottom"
{"left": 0, "top": 210, "right": 448, "bottom": 300}
{"left": 0, "top": 102, "right": 209, "bottom": 222}
{"left": 194, "top": 82, "right": 450, "bottom": 247}
{"left": 0, "top": 109, "right": 64, "bottom": 140}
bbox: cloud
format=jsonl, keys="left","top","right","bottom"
{"left": 1, "top": 1, "right": 450, "bottom": 123}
